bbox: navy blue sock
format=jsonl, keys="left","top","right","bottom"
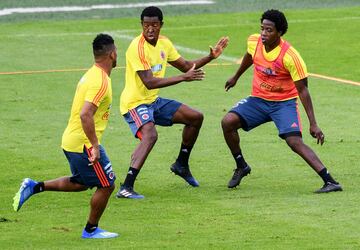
{"left": 232, "top": 151, "right": 247, "bottom": 169}
{"left": 123, "top": 167, "right": 140, "bottom": 188}
{"left": 176, "top": 143, "right": 193, "bottom": 166}
{"left": 318, "top": 168, "right": 337, "bottom": 184}
{"left": 33, "top": 182, "right": 44, "bottom": 194}
{"left": 85, "top": 222, "right": 98, "bottom": 233}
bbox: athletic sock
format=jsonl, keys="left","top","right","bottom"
{"left": 33, "top": 182, "right": 45, "bottom": 194}
{"left": 318, "top": 168, "right": 338, "bottom": 184}
{"left": 85, "top": 222, "right": 98, "bottom": 233}
{"left": 176, "top": 143, "right": 193, "bottom": 166}
{"left": 232, "top": 151, "right": 247, "bottom": 169}
{"left": 123, "top": 167, "right": 140, "bottom": 188}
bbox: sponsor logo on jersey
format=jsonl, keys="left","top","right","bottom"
{"left": 151, "top": 64, "right": 162, "bottom": 72}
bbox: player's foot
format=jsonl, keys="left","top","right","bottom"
{"left": 116, "top": 185, "right": 144, "bottom": 199}
{"left": 81, "top": 227, "right": 119, "bottom": 239}
{"left": 228, "top": 165, "right": 251, "bottom": 188}
{"left": 314, "top": 182, "right": 343, "bottom": 193}
{"left": 170, "top": 161, "right": 199, "bottom": 187}
{"left": 13, "top": 178, "right": 38, "bottom": 211}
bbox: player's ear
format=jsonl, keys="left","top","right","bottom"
{"left": 160, "top": 21, "right": 164, "bottom": 27}
{"left": 109, "top": 50, "right": 115, "bottom": 60}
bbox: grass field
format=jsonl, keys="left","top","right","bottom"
{"left": 1, "top": 1, "right": 360, "bottom": 249}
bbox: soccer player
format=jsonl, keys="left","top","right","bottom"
{"left": 116, "top": 6, "right": 228, "bottom": 199}
{"left": 13, "top": 34, "right": 119, "bottom": 238}
{"left": 222, "top": 9, "right": 342, "bottom": 193}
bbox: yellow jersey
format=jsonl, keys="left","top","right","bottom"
{"left": 62, "top": 64, "right": 112, "bottom": 152}
{"left": 120, "top": 34, "right": 181, "bottom": 115}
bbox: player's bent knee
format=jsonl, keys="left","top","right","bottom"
{"left": 285, "top": 136, "right": 304, "bottom": 152}
{"left": 99, "top": 184, "right": 115, "bottom": 193}
{"left": 143, "top": 133, "right": 158, "bottom": 145}
{"left": 193, "top": 111, "right": 204, "bottom": 125}
{"left": 221, "top": 114, "right": 239, "bottom": 132}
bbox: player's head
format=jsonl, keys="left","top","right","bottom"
{"left": 141, "top": 6, "right": 163, "bottom": 22}
{"left": 92, "top": 33, "right": 117, "bottom": 68}
{"left": 141, "top": 6, "right": 163, "bottom": 45}
{"left": 261, "top": 9, "right": 288, "bottom": 36}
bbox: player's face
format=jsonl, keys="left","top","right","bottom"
{"left": 141, "top": 16, "right": 163, "bottom": 45}
{"left": 260, "top": 19, "right": 281, "bottom": 48}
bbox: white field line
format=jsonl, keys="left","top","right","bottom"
{"left": 0, "top": 1, "right": 214, "bottom": 16}
{"left": 1, "top": 31, "right": 359, "bottom": 86}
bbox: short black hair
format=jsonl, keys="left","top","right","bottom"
{"left": 141, "top": 6, "right": 163, "bottom": 22}
{"left": 92, "top": 33, "right": 115, "bottom": 57}
{"left": 261, "top": 9, "right": 288, "bottom": 36}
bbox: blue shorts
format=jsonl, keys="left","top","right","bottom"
{"left": 229, "top": 96, "right": 302, "bottom": 139}
{"left": 124, "top": 97, "right": 182, "bottom": 138}
{"left": 63, "top": 145, "right": 116, "bottom": 188}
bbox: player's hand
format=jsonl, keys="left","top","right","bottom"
{"left": 310, "top": 124, "right": 325, "bottom": 145}
{"left": 184, "top": 64, "right": 205, "bottom": 81}
{"left": 225, "top": 76, "right": 237, "bottom": 91}
{"left": 209, "top": 36, "right": 229, "bottom": 59}
{"left": 88, "top": 145, "right": 100, "bottom": 165}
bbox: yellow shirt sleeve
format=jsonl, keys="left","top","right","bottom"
{"left": 84, "top": 70, "right": 108, "bottom": 107}
{"left": 283, "top": 47, "right": 308, "bottom": 82}
{"left": 127, "top": 39, "right": 151, "bottom": 72}
{"left": 247, "top": 34, "right": 260, "bottom": 57}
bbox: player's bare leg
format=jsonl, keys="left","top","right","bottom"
{"left": 116, "top": 123, "right": 157, "bottom": 199}
{"left": 222, "top": 112, "right": 251, "bottom": 188}
{"left": 44, "top": 177, "right": 88, "bottom": 191}
{"left": 170, "top": 104, "right": 203, "bottom": 187}
{"left": 285, "top": 135, "right": 342, "bottom": 193}
{"left": 88, "top": 185, "right": 115, "bottom": 225}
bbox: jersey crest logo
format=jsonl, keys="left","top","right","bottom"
{"left": 160, "top": 50, "right": 165, "bottom": 60}
{"left": 142, "top": 114, "right": 149, "bottom": 120}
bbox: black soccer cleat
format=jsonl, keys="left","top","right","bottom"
{"left": 170, "top": 161, "right": 199, "bottom": 187}
{"left": 228, "top": 165, "right": 251, "bottom": 188}
{"left": 314, "top": 182, "right": 343, "bottom": 194}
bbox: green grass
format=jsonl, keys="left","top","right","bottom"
{"left": 1, "top": 3, "right": 360, "bottom": 250}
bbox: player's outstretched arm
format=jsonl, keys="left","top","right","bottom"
{"left": 295, "top": 78, "right": 325, "bottom": 145}
{"left": 137, "top": 64, "right": 204, "bottom": 89}
{"left": 209, "top": 36, "right": 229, "bottom": 59}
{"left": 169, "top": 36, "right": 229, "bottom": 73}
{"left": 225, "top": 52, "right": 253, "bottom": 91}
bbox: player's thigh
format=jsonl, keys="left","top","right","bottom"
{"left": 171, "top": 103, "right": 203, "bottom": 125}
{"left": 229, "top": 97, "right": 270, "bottom": 131}
{"left": 270, "top": 99, "right": 302, "bottom": 139}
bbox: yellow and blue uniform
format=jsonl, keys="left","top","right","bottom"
{"left": 62, "top": 65, "right": 115, "bottom": 188}
{"left": 120, "top": 34, "right": 181, "bottom": 115}
{"left": 62, "top": 65, "right": 112, "bottom": 153}
{"left": 120, "top": 34, "right": 182, "bottom": 138}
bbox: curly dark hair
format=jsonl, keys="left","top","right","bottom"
{"left": 261, "top": 9, "right": 288, "bottom": 36}
{"left": 141, "top": 6, "right": 163, "bottom": 22}
{"left": 92, "top": 33, "right": 115, "bottom": 57}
